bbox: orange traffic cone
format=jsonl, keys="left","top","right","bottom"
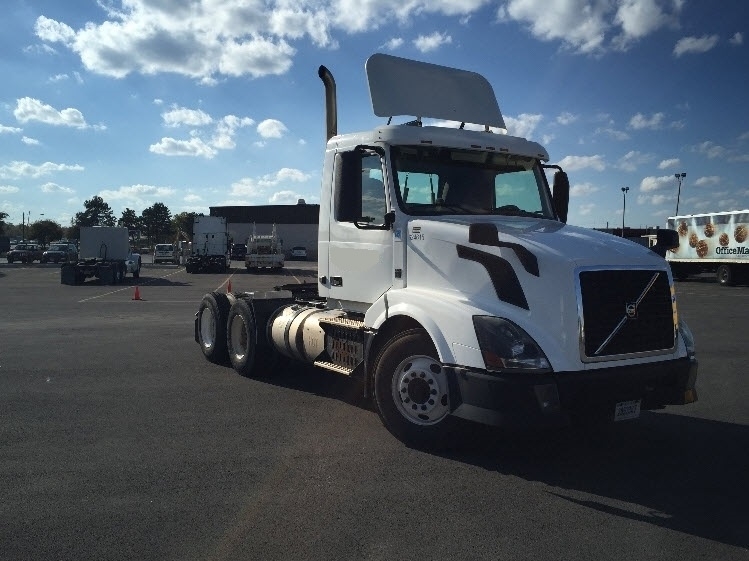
{"left": 227, "top": 279, "right": 232, "bottom": 293}
{"left": 132, "top": 286, "right": 142, "bottom": 301}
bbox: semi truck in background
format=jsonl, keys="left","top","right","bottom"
{"left": 61, "top": 226, "right": 141, "bottom": 285}
{"left": 186, "top": 216, "right": 230, "bottom": 274}
{"left": 667, "top": 210, "right": 749, "bottom": 286}
{"left": 245, "top": 223, "right": 284, "bottom": 270}
{"left": 194, "top": 53, "right": 698, "bottom": 447}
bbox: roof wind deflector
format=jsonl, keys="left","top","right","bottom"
{"left": 366, "top": 53, "right": 506, "bottom": 129}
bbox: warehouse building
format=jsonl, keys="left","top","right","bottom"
{"left": 210, "top": 201, "right": 320, "bottom": 260}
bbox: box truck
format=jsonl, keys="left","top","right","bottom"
{"left": 186, "top": 216, "right": 230, "bottom": 273}
{"left": 61, "top": 227, "right": 141, "bottom": 284}
{"left": 667, "top": 210, "right": 749, "bottom": 286}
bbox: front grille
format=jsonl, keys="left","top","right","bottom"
{"left": 578, "top": 269, "right": 675, "bottom": 361}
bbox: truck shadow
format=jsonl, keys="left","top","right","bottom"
{"left": 437, "top": 412, "right": 749, "bottom": 550}
{"left": 253, "top": 360, "right": 747, "bottom": 549}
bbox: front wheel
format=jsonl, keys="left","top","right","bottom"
{"left": 373, "top": 328, "right": 454, "bottom": 447}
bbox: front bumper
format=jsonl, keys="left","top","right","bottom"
{"left": 445, "top": 357, "right": 698, "bottom": 429}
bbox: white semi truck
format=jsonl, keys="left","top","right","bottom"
{"left": 667, "top": 210, "right": 749, "bottom": 286}
{"left": 245, "top": 223, "right": 284, "bottom": 270}
{"left": 186, "top": 216, "right": 230, "bottom": 273}
{"left": 195, "top": 54, "right": 698, "bottom": 447}
{"left": 61, "top": 226, "right": 141, "bottom": 285}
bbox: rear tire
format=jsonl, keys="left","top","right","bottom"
{"left": 717, "top": 264, "right": 733, "bottom": 286}
{"left": 373, "top": 328, "right": 455, "bottom": 448}
{"left": 227, "top": 299, "right": 259, "bottom": 376}
{"left": 197, "top": 292, "right": 231, "bottom": 364}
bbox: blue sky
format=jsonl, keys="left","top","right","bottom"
{"left": 1, "top": 0, "right": 748, "bottom": 231}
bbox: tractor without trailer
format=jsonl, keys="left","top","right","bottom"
{"left": 61, "top": 226, "right": 141, "bottom": 285}
{"left": 185, "top": 216, "right": 230, "bottom": 273}
{"left": 245, "top": 224, "right": 284, "bottom": 271}
{"left": 195, "top": 54, "right": 699, "bottom": 447}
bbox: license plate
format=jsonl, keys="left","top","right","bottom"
{"left": 614, "top": 399, "right": 641, "bottom": 421}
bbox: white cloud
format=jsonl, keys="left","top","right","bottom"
{"left": 41, "top": 182, "right": 75, "bottom": 193}
{"left": 570, "top": 182, "right": 599, "bottom": 197}
{"left": 498, "top": 0, "right": 682, "bottom": 54}
{"left": 99, "top": 184, "right": 177, "bottom": 207}
{"left": 640, "top": 175, "right": 675, "bottom": 192}
{"left": 693, "top": 176, "right": 720, "bottom": 187}
{"left": 0, "top": 125, "right": 23, "bottom": 134}
{"left": 673, "top": 34, "right": 720, "bottom": 57}
{"left": 184, "top": 194, "right": 203, "bottom": 203}
{"left": 503, "top": 113, "right": 543, "bottom": 139}
{"left": 22, "top": 137, "right": 40, "bottom": 146}
{"left": 616, "top": 150, "right": 653, "bottom": 172}
{"left": 383, "top": 38, "right": 404, "bottom": 50}
{"left": 0, "top": 186, "right": 20, "bottom": 193}
{"left": 49, "top": 74, "right": 69, "bottom": 83}
{"left": 13, "top": 97, "right": 91, "bottom": 129}
{"left": 577, "top": 203, "right": 596, "bottom": 216}
{"left": 257, "top": 119, "right": 288, "bottom": 139}
{"left": 658, "top": 158, "right": 680, "bottom": 169}
{"left": 149, "top": 137, "right": 218, "bottom": 159}
{"left": 637, "top": 193, "right": 671, "bottom": 205}
{"left": 34, "top": 16, "right": 75, "bottom": 45}
{"left": 269, "top": 190, "right": 306, "bottom": 204}
{"left": 230, "top": 167, "right": 311, "bottom": 199}
{"left": 556, "top": 112, "right": 577, "bottom": 125}
{"left": 212, "top": 115, "right": 255, "bottom": 149}
{"left": 629, "top": 112, "right": 664, "bottom": 130}
{"left": 0, "top": 160, "right": 84, "bottom": 179}
{"left": 730, "top": 32, "right": 743, "bottom": 46}
{"left": 162, "top": 107, "right": 213, "bottom": 128}
{"left": 413, "top": 32, "right": 453, "bottom": 53}
{"left": 595, "top": 127, "right": 630, "bottom": 141}
{"left": 557, "top": 154, "right": 606, "bottom": 172}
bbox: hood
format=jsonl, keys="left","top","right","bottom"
{"left": 403, "top": 215, "right": 673, "bottom": 371}
{"left": 434, "top": 215, "right": 663, "bottom": 269}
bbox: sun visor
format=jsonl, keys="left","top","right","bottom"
{"left": 365, "top": 53, "right": 506, "bottom": 129}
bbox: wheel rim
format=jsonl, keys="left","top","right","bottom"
{"left": 200, "top": 307, "right": 216, "bottom": 350}
{"left": 229, "top": 314, "right": 249, "bottom": 362}
{"left": 391, "top": 355, "right": 450, "bottom": 426}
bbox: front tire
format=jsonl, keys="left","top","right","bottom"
{"left": 197, "top": 292, "right": 231, "bottom": 364}
{"left": 373, "top": 328, "right": 454, "bottom": 447}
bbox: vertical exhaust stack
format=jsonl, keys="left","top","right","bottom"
{"left": 318, "top": 65, "right": 337, "bottom": 141}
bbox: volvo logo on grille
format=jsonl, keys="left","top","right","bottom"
{"left": 625, "top": 302, "right": 638, "bottom": 319}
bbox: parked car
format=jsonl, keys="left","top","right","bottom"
{"left": 153, "top": 244, "right": 176, "bottom": 264}
{"left": 230, "top": 243, "right": 247, "bottom": 260}
{"left": 42, "top": 243, "right": 78, "bottom": 264}
{"left": 6, "top": 243, "right": 44, "bottom": 263}
{"left": 290, "top": 246, "right": 307, "bottom": 260}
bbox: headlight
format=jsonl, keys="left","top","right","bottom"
{"left": 679, "top": 318, "right": 696, "bottom": 360}
{"left": 472, "top": 316, "right": 551, "bottom": 372}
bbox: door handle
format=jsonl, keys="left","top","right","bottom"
{"left": 330, "top": 276, "right": 343, "bottom": 287}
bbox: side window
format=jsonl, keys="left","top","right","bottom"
{"left": 494, "top": 169, "right": 543, "bottom": 214}
{"left": 360, "top": 153, "right": 387, "bottom": 225}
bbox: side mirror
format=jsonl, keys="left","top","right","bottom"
{"left": 651, "top": 228, "right": 679, "bottom": 258}
{"left": 552, "top": 171, "right": 570, "bottom": 224}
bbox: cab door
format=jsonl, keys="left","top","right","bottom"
{"left": 327, "top": 148, "right": 393, "bottom": 309}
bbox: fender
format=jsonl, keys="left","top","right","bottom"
{"left": 365, "top": 286, "right": 487, "bottom": 367}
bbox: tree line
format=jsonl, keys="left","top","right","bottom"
{"left": 0, "top": 197, "right": 201, "bottom": 246}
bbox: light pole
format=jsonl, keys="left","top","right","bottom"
{"left": 621, "top": 187, "right": 629, "bottom": 237}
{"left": 675, "top": 172, "right": 686, "bottom": 215}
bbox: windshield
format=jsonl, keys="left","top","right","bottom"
{"left": 155, "top": 245, "right": 173, "bottom": 251}
{"left": 390, "top": 145, "right": 553, "bottom": 218}
{"left": 49, "top": 245, "right": 68, "bottom": 251}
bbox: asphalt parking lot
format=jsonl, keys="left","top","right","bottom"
{"left": 1, "top": 261, "right": 748, "bottom": 561}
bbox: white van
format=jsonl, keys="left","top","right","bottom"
{"left": 153, "top": 243, "right": 175, "bottom": 264}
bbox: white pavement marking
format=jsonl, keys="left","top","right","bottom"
{"left": 215, "top": 271, "right": 236, "bottom": 292}
{"left": 78, "top": 269, "right": 185, "bottom": 303}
